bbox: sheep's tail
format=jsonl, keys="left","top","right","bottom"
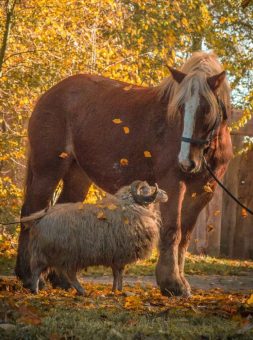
{"left": 20, "top": 208, "right": 48, "bottom": 226}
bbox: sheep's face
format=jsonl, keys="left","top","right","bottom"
{"left": 117, "top": 181, "right": 168, "bottom": 206}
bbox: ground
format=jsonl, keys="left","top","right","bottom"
{"left": 0, "top": 252, "right": 253, "bottom": 339}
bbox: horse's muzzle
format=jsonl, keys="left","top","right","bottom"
{"left": 179, "top": 159, "right": 202, "bottom": 174}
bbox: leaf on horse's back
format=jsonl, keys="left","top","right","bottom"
{"left": 191, "top": 192, "right": 197, "bottom": 198}
{"left": 120, "top": 158, "right": 128, "bottom": 166}
{"left": 123, "top": 85, "right": 133, "bottom": 91}
{"left": 144, "top": 150, "right": 152, "bottom": 158}
{"left": 123, "top": 126, "right": 130, "bottom": 134}
{"left": 59, "top": 152, "right": 69, "bottom": 159}
{"left": 203, "top": 183, "right": 213, "bottom": 193}
{"left": 112, "top": 118, "right": 123, "bottom": 124}
{"left": 241, "top": 208, "right": 248, "bottom": 218}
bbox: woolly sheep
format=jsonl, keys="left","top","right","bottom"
{"left": 22, "top": 180, "right": 168, "bottom": 295}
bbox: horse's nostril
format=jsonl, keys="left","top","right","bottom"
{"left": 190, "top": 160, "right": 196, "bottom": 170}
{"left": 179, "top": 159, "right": 197, "bottom": 173}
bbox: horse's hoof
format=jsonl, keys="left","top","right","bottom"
{"left": 159, "top": 280, "right": 188, "bottom": 297}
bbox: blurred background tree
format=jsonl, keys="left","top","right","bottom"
{"left": 0, "top": 0, "right": 252, "bottom": 230}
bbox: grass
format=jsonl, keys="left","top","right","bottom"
{"left": 0, "top": 279, "right": 252, "bottom": 339}
{"left": 1, "top": 249, "right": 253, "bottom": 278}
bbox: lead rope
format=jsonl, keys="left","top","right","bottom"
{"left": 203, "top": 156, "right": 253, "bottom": 215}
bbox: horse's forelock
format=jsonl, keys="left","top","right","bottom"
{"left": 157, "top": 51, "right": 231, "bottom": 120}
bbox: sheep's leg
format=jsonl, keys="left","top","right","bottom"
{"left": 30, "top": 265, "right": 46, "bottom": 294}
{"left": 65, "top": 271, "right": 85, "bottom": 296}
{"left": 117, "top": 267, "right": 124, "bottom": 291}
{"left": 112, "top": 267, "right": 119, "bottom": 291}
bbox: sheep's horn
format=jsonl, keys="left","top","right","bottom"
{"left": 131, "top": 182, "right": 158, "bottom": 205}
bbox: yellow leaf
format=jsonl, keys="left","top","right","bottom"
{"left": 123, "top": 85, "right": 133, "bottom": 91}
{"left": 181, "top": 17, "right": 188, "bottom": 26}
{"left": 59, "top": 152, "right": 69, "bottom": 159}
{"left": 123, "top": 126, "right": 130, "bottom": 134}
{"left": 144, "top": 150, "right": 152, "bottom": 158}
{"left": 97, "top": 211, "right": 106, "bottom": 220}
{"left": 120, "top": 158, "right": 129, "bottom": 166}
{"left": 213, "top": 210, "right": 220, "bottom": 216}
{"left": 191, "top": 192, "right": 197, "bottom": 198}
{"left": 112, "top": 118, "right": 123, "bottom": 124}
{"left": 219, "top": 17, "right": 226, "bottom": 24}
{"left": 203, "top": 183, "right": 213, "bottom": 193}
{"left": 247, "top": 294, "right": 253, "bottom": 305}
{"left": 107, "top": 203, "right": 117, "bottom": 210}
{"left": 241, "top": 208, "right": 248, "bottom": 218}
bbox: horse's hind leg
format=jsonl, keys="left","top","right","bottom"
{"left": 47, "top": 160, "right": 91, "bottom": 289}
{"left": 16, "top": 157, "right": 70, "bottom": 287}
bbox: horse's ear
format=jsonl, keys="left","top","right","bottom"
{"left": 207, "top": 71, "right": 226, "bottom": 91}
{"left": 167, "top": 66, "right": 186, "bottom": 84}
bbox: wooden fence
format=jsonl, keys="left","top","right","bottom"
{"left": 189, "top": 111, "right": 253, "bottom": 259}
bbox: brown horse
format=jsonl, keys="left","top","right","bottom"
{"left": 16, "top": 51, "right": 233, "bottom": 296}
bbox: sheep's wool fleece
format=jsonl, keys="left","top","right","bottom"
{"left": 29, "top": 192, "right": 161, "bottom": 272}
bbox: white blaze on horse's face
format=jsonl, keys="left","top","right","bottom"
{"left": 178, "top": 80, "right": 200, "bottom": 172}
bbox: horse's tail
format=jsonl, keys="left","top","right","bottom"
{"left": 21, "top": 151, "right": 33, "bottom": 218}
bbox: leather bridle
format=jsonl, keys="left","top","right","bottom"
{"left": 181, "top": 97, "right": 226, "bottom": 147}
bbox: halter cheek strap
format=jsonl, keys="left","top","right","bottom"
{"left": 181, "top": 97, "right": 225, "bottom": 147}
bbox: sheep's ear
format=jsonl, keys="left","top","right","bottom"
{"left": 167, "top": 66, "right": 187, "bottom": 84}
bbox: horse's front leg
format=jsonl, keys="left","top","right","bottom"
{"left": 179, "top": 187, "right": 214, "bottom": 296}
{"left": 155, "top": 179, "right": 187, "bottom": 297}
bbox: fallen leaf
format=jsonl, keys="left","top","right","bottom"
{"left": 112, "top": 118, "right": 123, "bottom": 124}
{"left": 59, "top": 152, "right": 69, "bottom": 159}
{"left": 120, "top": 158, "right": 128, "bottom": 166}
{"left": 17, "top": 305, "right": 42, "bottom": 325}
{"left": 97, "top": 211, "right": 106, "bottom": 220}
{"left": 246, "top": 294, "right": 253, "bottom": 305}
{"left": 144, "top": 150, "right": 152, "bottom": 158}
{"left": 123, "top": 126, "right": 130, "bottom": 134}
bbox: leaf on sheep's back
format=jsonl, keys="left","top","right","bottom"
{"left": 107, "top": 203, "right": 118, "bottom": 210}
{"left": 97, "top": 210, "right": 107, "bottom": 220}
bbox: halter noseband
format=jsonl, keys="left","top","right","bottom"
{"left": 181, "top": 97, "right": 226, "bottom": 147}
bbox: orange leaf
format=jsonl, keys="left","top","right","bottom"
{"left": 59, "top": 152, "right": 69, "bottom": 159}
{"left": 213, "top": 210, "right": 220, "bottom": 216}
{"left": 247, "top": 294, "right": 253, "bottom": 305}
{"left": 123, "top": 85, "right": 133, "bottom": 91}
{"left": 203, "top": 183, "right": 213, "bottom": 193}
{"left": 241, "top": 208, "right": 248, "bottom": 218}
{"left": 123, "top": 126, "right": 130, "bottom": 134}
{"left": 144, "top": 150, "right": 152, "bottom": 158}
{"left": 97, "top": 211, "right": 106, "bottom": 220}
{"left": 120, "top": 158, "right": 129, "bottom": 166}
{"left": 107, "top": 203, "right": 117, "bottom": 210}
{"left": 112, "top": 118, "right": 123, "bottom": 124}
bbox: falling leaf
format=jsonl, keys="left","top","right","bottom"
{"left": 97, "top": 211, "right": 106, "bottom": 220}
{"left": 120, "top": 158, "right": 128, "bottom": 166}
{"left": 123, "top": 126, "right": 130, "bottom": 134}
{"left": 207, "top": 224, "right": 214, "bottom": 232}
{"left": 123, "top": 85, "right": 133, "bottom": 91}
{"left": 59, "top": 152, "right": 69, "bottom": 159}
{"left": 203, "top": 183, "right": 213, "bottom": 193}
{"left": 191, "top": 192, "right": 197, "bottom": 198}
{"left": 112, "top": 118, "right": 123, "bottom": 124}
{"left": 107, "top": 203, "right": 117, "bottom": 210}
{"left": 241, "top": 208, "right": 248, "bottom": 218}
{"left": 144, "top": 150, "right": 152, "bottom": 158}
{"left": 213, "top": 210, "right": 220, "bottom": 216}
{"left": 246, "top": 294, "right": 253, "bottom": 305}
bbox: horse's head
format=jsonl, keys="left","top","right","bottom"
{"left": 168, "top": 65, "right": 229, "bottom": 174}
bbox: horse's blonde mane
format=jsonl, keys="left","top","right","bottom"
{"left": 157, "top": 51, "right": 231, "bottom": 120}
